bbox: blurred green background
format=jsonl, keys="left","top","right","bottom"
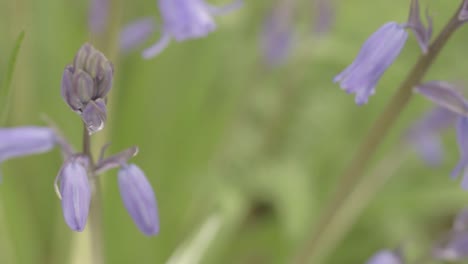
{"left": 1, "top": 0, "right": 468, "bottom": 263}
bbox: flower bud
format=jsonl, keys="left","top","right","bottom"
{"left": 58, "top": 155, "right": 91, "bottom": 232}
{"left": 61, "top": 43, "right": 113, "bottom": 134}
{"left": 81, "top": 99, "right": 107, "bottom": 135}
{"left": 118, "top": 164, "right": 159, "bottom": 236}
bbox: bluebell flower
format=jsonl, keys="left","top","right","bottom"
{"left": 118, "top": 164, "right": 159, "bottom": 236}
{"left": 260, "top": 2, "right": 294, "bottom": 66}
{"left": 405, "top": 107, "right": 457, "bottom": 165}
{"left": 415, "top": 81, "right": 468, "bottom": 189}
{"left": 0, "top": 126, "right": 56, "bottom": 164}
{"left": 365, "top": 249, "right": 404, "bottom": 264}
{"left": 58, "top": 155, "right": 91, "bottom": 232}
{"left": 334, "top": 22, "right": 408, "bottom": 105}
{"left": 141, "top": 0, "right": 243, "bottom": 58}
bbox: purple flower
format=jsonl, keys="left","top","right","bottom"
{"left": 365, "top": 249, "right": 404, "bottom": 264}
{"left": 334, "top": 22, "right": 408, "bottom": 105}
{"left": 58, "top": 155, "right": 91, "bottom": 232}
{"left": 118, "top": 164, "right": 159, "bottom": 236}
{"left": 260, "top": 2, "right": 294, "bottom": 66}
{"left": 0, "top": 126, "right": 56, "bottom": 163}
{"left": 433, "top": 232, "right": 468, "bottom": 261}
{"left": 120, "top": 18, "right": 155, "bottom": 53}
{"left": 142, "top": 0, "right": 242, "bottom": 58}
{"left": 405, "top": 107, "right": 457, "bottom": 165}
{"left": 88, "top": 0, "right": 109, "bottom": 34}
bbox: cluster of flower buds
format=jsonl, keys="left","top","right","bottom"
{"left": 0, "top": 43, "right": 160, "bottom": 236}
{"left": 61, "top": 43, "right": 113, "bottom": 134}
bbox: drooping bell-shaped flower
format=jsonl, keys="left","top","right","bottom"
{"left": 58, "top": 155, "right": 91, "bottom": 232}
{"left": 333, "top": 22, "right": 408, "bottom": 105}
{"left": 118, "top": 164, "right": 159, "bottom": 236}
{"left": 142, "top": 0, "right": 243, "bottom": 58}
{"left": 0, "top": 126, "right": 57, "bottom": 163}
{"left": 365, "top": 249, "right": 404, "bottom": 264}
{"left": 405, "top": 107, "right": 457, "bottom": 165}
{"left": 61, "top": 43, "right": 113, "bottom": 134}
{"left": 260, "top": 1, "right": 294, "bottom": 66}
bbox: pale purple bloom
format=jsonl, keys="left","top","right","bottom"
{"left": 433, "top": 232, "right": 468, "bottom": 261}
{"left": 313, "top": 0, "right": 334, "bottom": 36}
{"left": 365, "top": 249, "right": 403, "bottom": 264}
{"left": 120, "top": 18, "right": 155, "bottom": 53}
{"left": 58, "top": 155, "right": 91, "bottom": 232}
{"left": 142, "top": 0, "right": 242, "bottom": 58}
{"left": 415, "top": 81, "right": 468, "bottom": 117}
{"left": 89, "top": 0, "right": 109, "bottom": 34}
{"left": 260, "top": 2, "right": 294, "bottom": 66}
{"left": 0, "top": 126, "right": 56, "bottom": 163}
{"left": 334, "top": 22, "right": 408, "bottom": 105}
{"left": 406, "top": 0, "right": 432, "bottom": 53}
{"left": 118, "top": 164, "right": 159, "bottom": 236}
{"left": 459, "top": 0, "right": 468, "bottom": 21}
{"left": 405, "top": 107, "right": 457, "bottom": 165}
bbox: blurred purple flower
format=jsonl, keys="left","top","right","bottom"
{"left": 365, "top": 249, "right": 404, "bottom": 264}
{"left": 260, "top": 2, "right": 294, "bottom": 66}
{"left": 433, "top": 232, "right": 468, "bottom": 261}
{"left": 405, "top": 107, "right": 457, "bottom": 165}
{"left": 313, "top": 0, "right": 334, "bottom": 36}
{"left": 454, "top": 208, "right": 468, "bottom": 232}
{"left": 451, "top": 117, "right": 468, "bottom": 189}
{"left": 334, "top": 22, "right": 408, "bottom": 105}
{"left": 89, "top": 0, "right": 109, "bottom": 34}
{"left": 118, "top": 164, "right": 159, "bottom": 236}
{"left": 120, "top": 18, "right": 156, "bottom": 53}
{"left": 58, "top": 155, "right": 91, "bottom": 232}
{"left": 0, "top": 126, "right": 56, "bottom": 163}
{"left": 142, "top": 0, "right": 243, "bottom": 58}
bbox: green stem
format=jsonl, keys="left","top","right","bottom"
{"left": 295, "top": 4, "right": 464, "bottom": 264}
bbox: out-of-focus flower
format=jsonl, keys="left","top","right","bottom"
{"left": 313, "top": 0, "right": 334, "bottom": 36}
{"left": 454, "top": 208, "right": 468, "bottom": 232}
{"left": 405, "top": 107, "right": 457, "bottom": 165}
{"left": 415, "top": 81, "right": 468, "bottom": 189}
{"left": 260, "top": 1, "right": 294, "bottom": 66}
{"left": 118, "top": 164, "right": 159, "bottom": 236}
{"left": 334, "top": 22, "right": 408, "bottom": 105}
{"left": 120, "top": 18, "right": 155, "bottom": 53}
{"left": 0, "top": 126, "right": 56, "bottom": 163}
{"left": 88, "top": 0, "right": 109, "bottom": 34}
{"left": 433, "top": 232, "right": 468, "bottom": 261}
{"left": 365, "top": 249, "right": 404, "bottom": 264}
{"left": 61, "top": 43, "right": 113, "bottom": 134}
{"left": 58, "top": 155, "right": 91, "bottom": 232}
{"left": 141, "top": 0, "right": 243, "bottom": 58}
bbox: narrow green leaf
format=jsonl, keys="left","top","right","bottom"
{"left": 0, "top": 31, "right": 25, "bottom": 124}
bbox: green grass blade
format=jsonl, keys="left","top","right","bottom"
{"left": 0, "top": 31, "right": 25, "bottom": 124}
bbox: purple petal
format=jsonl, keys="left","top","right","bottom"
{"left": 365, "top": 250, "right": 404, "bottom": 264}
{"left": 454, "top": 208, "right": 468, "bottom": 232}
{"left": 433, "top": 232, "right": 468, "bottom": 261}
{"left": 89, "top": 0, "right": 109, "bottom": 34}
{"left": 459, "top": 1, "right": 468, "bottom": 21}
{"left": 142, "top": 31, "right": 171, "bottom": 59}
{"left": 405, "top": 107, "right": 457, "bottom": 165}
{"left": 260, "top": 3, "right": 294, "bottom": 66}
{"left": 334, "top": 22, "right": 408, "bottom": 105}
{"left": 81, "top": 99, "right": 107, "bottom": 135}
{"left": 406, "top": 0, "right": 432, "bottom": 53}
{"left": 204, "top": 0, "right": 243, "bottom": 16}
{"left": 313, "top": 0, "right": 334, "bottom": 37}
{"left": 59, "top": 155, "right": 91, "bottom": 232}
{"left": 0, "top": 126, "right": 56, "bottom": 163}
{"left": 158, "top": 0, "right": 216, "bottom": 42}
{"left": 118, "top": 164, "right": 159, "bottom": 236}
{"left": 451, "top": 117, "right": 468, "bottom": 187}
{"left": 120, "top": 18, "right": 156, "bottom": 53}
{"left": 415, "top": 81, "right": 468, "bottom": 117}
